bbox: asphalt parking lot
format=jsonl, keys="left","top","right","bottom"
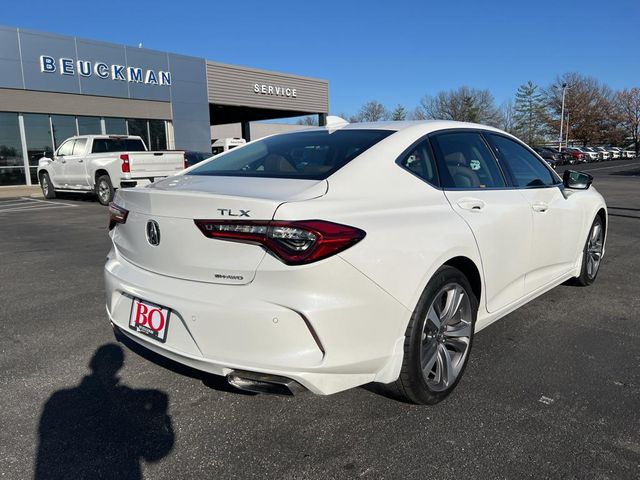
{"left": 1, "top": 159, "right": 639, "bottom": 480}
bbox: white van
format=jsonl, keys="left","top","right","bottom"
{"left": 211, "top": 137, "right": 246, "bottom": 155}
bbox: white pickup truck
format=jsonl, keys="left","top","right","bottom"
{"left": 37, "top": 135, "right": 185, "bottom": 205}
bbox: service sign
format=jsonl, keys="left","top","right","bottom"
{"left": 39, "top": 55, "right": 172, "bottom": 86}
{"left": 253, "top": 83, "right": 297, "bottom": 98}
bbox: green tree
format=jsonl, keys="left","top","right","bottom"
{"left": 514, "top": 80, "right": 546, "bottom": 144}
{"left": 391, "top": 104, "right": 407, "bottom": 121}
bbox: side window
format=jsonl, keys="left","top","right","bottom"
{"left": 57, "top": 139, "right": 75, "bottom": 156}
{"left": 431, "top": 132, "right": 505, "bottom": 189}
{"left": 487, "top": 134, "right": 556, "bottom": 187}
{"left": 398, "top": 139, "right": 439, "bottom": 186}
{"left": 72, "top": 138, "right": 87, "bottom": 155}
{"left": 92, "top": 139, "right": 107, "bottom": 153}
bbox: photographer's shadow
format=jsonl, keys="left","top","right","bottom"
{"left": 35, "top": 344, "right": 174, "bottom": 480}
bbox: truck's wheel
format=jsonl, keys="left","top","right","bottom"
{"left": 96, "top": 175, "right": 114, "bottom": 206}
{"left": 40, "top": 172, "right": 56, "bottom": 199}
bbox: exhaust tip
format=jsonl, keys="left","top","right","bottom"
{"left": 227, "top": 370, "right": 305, "bottom": 396}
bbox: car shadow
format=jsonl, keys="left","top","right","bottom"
{"left": 34, "top": 344, "right": 174, "bottom": 480}
{"left": 55, "top": 191, "right": 100, "bottom": 203}
{"left": 113, "top": 326, "right": 256, "bottom": 396}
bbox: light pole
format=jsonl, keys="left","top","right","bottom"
{"left": 558, "top": 83, "right": 568, "bottom": 152}
{"left": 565, "top": 112, "right": 570, "bottom": 147}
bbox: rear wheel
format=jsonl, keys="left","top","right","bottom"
{"left": 575, "top": 216, "right": 604, "bottom": 286}
{"left": 96, "top": 175, "right": 114, "bottom": 206}
{"left": 40, "top": 172, "right": 56, "bottom": 199}
{"left": 394, "top": 266, "right": 478, "bottom": 405}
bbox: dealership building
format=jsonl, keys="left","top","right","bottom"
{"left": 0, "top": 26, "right": 329, "bottom": 186}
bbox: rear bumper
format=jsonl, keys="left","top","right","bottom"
{"left": 104, "top": 248, "right": 410, "bottom": 395}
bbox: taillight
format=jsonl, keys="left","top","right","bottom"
{"left": 183, "top": 153, "right": 188, "bottom": 169}
{"left": 120, "top": 154, "right": 130, "bottom": 173}
{"left": 108, "top": 202, "right": 129, "bottom": 230}
{"left": 194, "top": 220, "right": 366, "bottom": 265}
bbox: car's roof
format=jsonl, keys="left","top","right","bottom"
{"left": 71, "top": 135, "right": 142, "bottom": 139}
{"left": 331, "top": 119, "right": 506, "bottom": 134}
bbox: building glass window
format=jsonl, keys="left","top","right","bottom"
{"left": 0, "top": 112, "right": 26, "bottom": 186}
{"left": 104, "top": 117, "right": 127, "bottom": 135}
{"left": 77, "top": 116, "right": 102, "bottom": 135}
{"left": 51, "top": 115, "right": 77, "bottom": 149}
{"left": 127, "top": 119, "right": 149, "bottom": 148}
{"left": 149, "top": 120, "right": 167, "bottom": 150}
{"left": 23, "top": 113, "right": 54, "bottom": 184}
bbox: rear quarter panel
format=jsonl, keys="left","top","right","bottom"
{"left": 273, "top": 130, "right": 483, "bottom": 317}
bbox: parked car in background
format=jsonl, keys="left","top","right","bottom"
{"left": 533, "top": 147, "right": 561, "bottom": 168}
{"left": 184, "top": 151, "right": 213, "bottom": 169}
{"left": 562, "top": 147, "right": 586, "bottom": 163}
{"left": 603, "top": 147, "right": 620, "bottom": 159}
{"left": 37, "top": 135, "right": 185, "bottom": 205}
{"left": 582, "top": 147, "right": 602, "bottom": 161}
{"left": 609, "top": 147, "right": 624, "bottom": 158}
{"left": 105, "top": 119, "right": 607, "bottom": 405}
{"left": 622, "top": 148, "right": 636, "bottom": 158}
{"left": 571, "top": 147, "right": 598, "bottom": 162}
{"left": 593, "top": 147, "right": 612, "bottom": 161}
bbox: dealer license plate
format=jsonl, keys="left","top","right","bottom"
{"left": 129, "top": 297, "right": 170, "bottom": 343}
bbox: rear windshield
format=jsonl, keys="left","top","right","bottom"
{"left": 91, "top": 138, "right": 147, "bottom": 153}
{"left": 187, "top": 129, "right": 394, "bottom": 180}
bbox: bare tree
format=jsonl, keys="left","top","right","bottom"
{"left": 544, "top": 73, "right": 614, "bottom": 146}
{"left": 615, "top": 87, "right": 640, "bottom": 153}
{"left": 418, "top": 86, "right": 502, "bottom": 126}
{"left": 354, "top": 100, "right": 389, "bottom": 122}
{"left": 409, "top": 107, "right": 427, "bottom": 120}
{"left": 499, "top": 99, "right": 517, "bottom": 134}
{"left": 296, "top": 116, "right": 319, "bottom": 126}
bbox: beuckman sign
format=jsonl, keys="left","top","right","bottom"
{"left": 39, "top": 55, "right": 172, "bottom": 86}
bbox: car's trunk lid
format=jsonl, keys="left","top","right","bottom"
{"left": 111, "top": 175, "right": 327, "bottom": 285}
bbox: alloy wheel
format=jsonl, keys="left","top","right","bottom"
{"left": 420, "top": 283, "right": 472, "bottom": 392}
{"left": 586, "top": 221, "right": 604, "bottom": 278}
{"left": 98, "top": 181, "right": 110, "bottom": 203}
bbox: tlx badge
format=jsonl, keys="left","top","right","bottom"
{"left": 217, "top": 208, "right": 250, "bottom": 217}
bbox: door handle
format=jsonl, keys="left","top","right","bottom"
{"left": 60, "top": 159, "right": 66, "bottom": 164}
{"left": 78, "top": 159, "right": 83, "bottom": 163}
{"left": 457, "top": 198, "right": 486, "bottom": 212}
{"left": 532, "top": 202, "right": 549, "bottom": 213}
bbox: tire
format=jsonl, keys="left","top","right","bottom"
{"left": 95, "top": 175, "right": 114, "bottom": 206}
{"left": 574, "top": 216, "right": 605, "bottom": 286}
{"left": 40, "top": 172, "right": 56, "bottom": 199}
{"left": 393, "top": 266, "right": 478, "bottom": 405}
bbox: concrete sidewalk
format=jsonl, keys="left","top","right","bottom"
{"left": 0, "top": 186, "right": 43, "bottom": 199}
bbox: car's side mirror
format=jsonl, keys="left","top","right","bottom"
{"left": 563, "top": 170, "right": 593, "bottom": 190}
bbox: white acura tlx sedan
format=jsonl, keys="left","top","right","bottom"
{"left": 105, "top": 119, "right": 607, "bottom": 404}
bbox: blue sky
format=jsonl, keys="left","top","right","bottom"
{"left": 3, "top": 0, "right": 639, "bottom": 117}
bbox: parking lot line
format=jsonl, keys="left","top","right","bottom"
{"left": 0, "top": 197, "right": 78, "bottom": 214}
{"left": 21, "top": 197, "right": 79, "bottom": 207}
{"left": 0, "top": 198, "right": 36, "bottom": 206}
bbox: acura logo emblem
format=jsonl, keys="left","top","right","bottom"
{"left": 146, "top": 220, "right": 160, "bottom": 246}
